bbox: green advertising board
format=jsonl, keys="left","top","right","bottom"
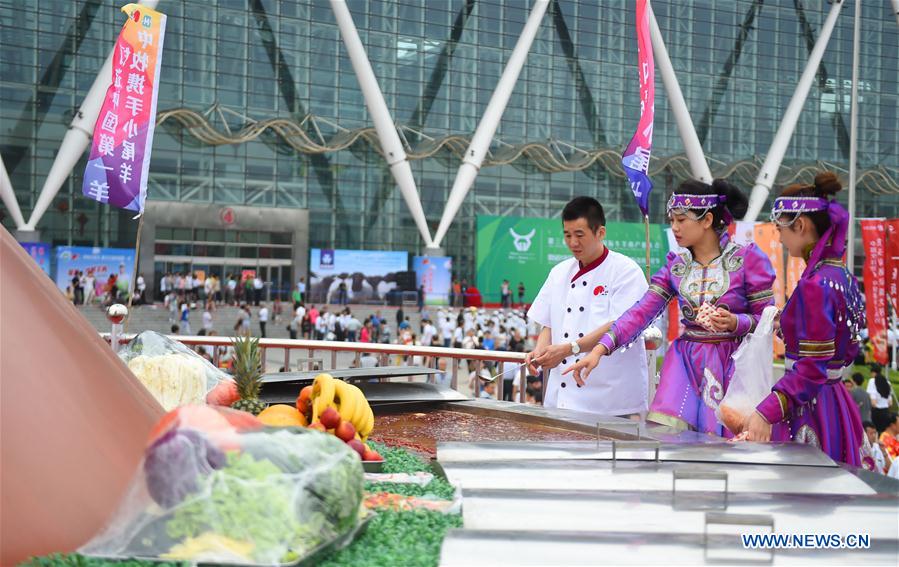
{"left": 476, "top": 215, "right": 668, "bottom": 304}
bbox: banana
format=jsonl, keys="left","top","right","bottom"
{"left": 347, "top": 383, "right": 368, "bottom": 430}
{"left": 359, "top": 404, "right": 374, "bottom": 441}
{"left": 311, "top": 373, "right": 336, "bottom": 423}
{"left": 333, "top": 380, "right": 358, "bottom": 424}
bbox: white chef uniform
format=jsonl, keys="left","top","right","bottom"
{"left": 528, "top": 248, "right": 649, "bottom": 415}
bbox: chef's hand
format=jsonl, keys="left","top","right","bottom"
{"left": 561, "top": 345, "right": 608, "bottom": 387}
{"left": 533, "top": 343, "right": 573, "bottom": 371}
{"left": 524, "top": 346, "right": 547, "bottom": 375}
{"left": 709, "top": 307, "right": 738, "bottom": 332}
{"left": 743, "top": 411, "right": 772, "bottom": 443}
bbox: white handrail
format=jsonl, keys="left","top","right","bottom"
{"left": 102, "top": 333, "right": 530, "bottom": 402}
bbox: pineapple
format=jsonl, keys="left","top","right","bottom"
{"left": 229, "top": 335, "right": 267, "bottom": 415}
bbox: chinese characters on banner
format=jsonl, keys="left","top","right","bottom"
{"left": 621, "top": 0, "right": 655, "bottom": 217}
{"left": 82, "top": 4, "right": 166, "bottom": 213}
{"left": 861, "top": 220, "right": 888, "bottom": 365}
{"left": 886, "top": 220, "right": 899, "bottom": 319}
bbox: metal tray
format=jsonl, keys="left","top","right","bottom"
{"left": 439, "top": 527, "right": 899, "bottom": 566}
{"left": 459, "top": 488, "right": 899, "bottom": 539}
{"left": 438, "top": 459, "right": 876, "bottom": 495}
{"left": 436, "top": 439, "right": 838, "bottom": 468}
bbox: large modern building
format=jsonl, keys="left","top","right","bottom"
{"left": 2, "top": 0, "right": 897, "bottom": 291}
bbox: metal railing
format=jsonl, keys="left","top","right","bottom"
{"left": 104, "top": 334, "right": 530, "bottom": 403}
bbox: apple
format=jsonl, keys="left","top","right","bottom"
{"left": 362, "top": 448, "right": 383, "bottom": 462}
{"left": 335, "top": 420, "right": 356, "bottom": 443}
{"left": 347, "top": 439, "right": 366, "bottom": 457}
{"left": 320, "top": 407, "right": 341, "bottom": 430}
{"left": 296, "top": 386, "right": 313, "bottom": 416}
{"left": 308, "top": 422, "right": 327, "bottom": 432}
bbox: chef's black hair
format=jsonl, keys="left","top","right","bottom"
{"left": 674, "top": 178, "right": 748, "bottom": 229}
{"left": 562, "top": 196, "right": 606, "bottom": 232}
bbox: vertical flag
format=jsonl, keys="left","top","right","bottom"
{"left": 861, "top": 220, "right": 888, "bottom": 364}
{"left": 621, "top": 0, "right": 655, "bottom": 217}
{"left": 886, "top": 219, "right": 899, "bottom": 318}
{"left": 82, "top": 4, "right": 166, "bottom": 213}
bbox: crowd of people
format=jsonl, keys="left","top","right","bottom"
{"left": 159, "top": 272, "right": 270, "bottom": 307}
{"left": 65, "top": 267, "right": 145, "bottom": 307}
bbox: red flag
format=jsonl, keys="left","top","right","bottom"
{"left": 861, "top": 220, "right": 888, "bottom": 365}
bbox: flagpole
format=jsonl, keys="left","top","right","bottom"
{"left": 847, "top": 0, "right": 861, "bottom": 274}
{"left": 124, "top": 214, "right": 145, "bottom": 335}
{"left": 644, "top": 215, "right": 651, "bottom": 281}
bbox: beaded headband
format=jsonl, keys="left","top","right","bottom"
{"left": 666, "top": 194, "right": 732, "bottom": 224}
{"left": 770, "top": 196, "right": 830, "bottom": 226}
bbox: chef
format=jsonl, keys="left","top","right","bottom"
{"left": 526, "top": 196, "right": 649, "bottom": 415}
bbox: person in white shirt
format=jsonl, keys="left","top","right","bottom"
{"left": 440, "top": 317, "right": 454, "bottom": 348}
{"left": 452, "top": 325, "right": 464, "bottom": 348}
{"left": 253, "top": 276, "right": 264, "bottom": 306}
{"left": 258, "top": 304, "right": 269, "bottom": 338}
{"left": 136, "top": 274, "right": 146, "bottom": 304}
{"left": 526, "top": 196, "right": 649, "bottom": 416}
{"left": 204, "top": 277, "right": 214, "bottom": 302}
{"left": 202, "top": 302, "right": 214, "bottom": 332}
{"left": 864, "top": 422, "right": 888, "bottom": 474}
{"left": 421, "top": 319, "right": 437, "bottom": 347}
{"left": 84, "top": 274, "right": 96, "bottom": 305}
{"left": 297, "top": 276, "right": 307, "bottom": 303}
{"left": 359, "top": 352, "right": 379, "bottom": 368}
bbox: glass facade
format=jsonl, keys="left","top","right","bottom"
{"left": 2, "top": 0, "right": 897, "bottom": 279}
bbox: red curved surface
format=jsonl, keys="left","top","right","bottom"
{"left": 0, "top": 227, "right": 163, "bottom": 565}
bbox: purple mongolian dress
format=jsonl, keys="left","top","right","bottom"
{"left": 597, "top": 233, "right": 776, "bottom": 435}
{"left": 755, "top": 199, "right": 868, "bottom": 467}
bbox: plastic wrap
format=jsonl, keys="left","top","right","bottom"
{"left": 80, "top": 405, "right": 367, "bottom": 565}
{"left": 119, "top": 331, "right": 235, "bottom": 410}
{"left": 716, "top": 306, "right": 779, "bottom": 434}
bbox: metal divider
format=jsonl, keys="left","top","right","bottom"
{"left": 704, "top": 512, "right": 775, "bottom": 564}
{"left": 673, "top": 469, "right": 729, "bottom": 510}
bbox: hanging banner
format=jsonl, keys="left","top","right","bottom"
{"left": 620, "top": 0, "right": 655, "bottom": 217}
{"left": 54, "top": 246, "right": 136, "bottom": 295}
{"left": 19, "top": 242, "right": 52, "bottom": 276}
{"left": 82, "top": 4, "right": 166, "bottom": 213}
{"left": 861, "top": 220, "right": 888, "bottom": 364}
{"left": 414, "top": 256, "right": 452, "bottom": 306}
{"left": 886, "top": 219, "right": 899, "bottom": 318}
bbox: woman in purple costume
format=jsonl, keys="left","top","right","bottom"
{"left": 565, "top": 179, "right": 776, "bottom": 436}
{"left": 744, "top": 173, "right": 869, "bottom": 467}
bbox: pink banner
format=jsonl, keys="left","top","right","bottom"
{"left": 861, "top": 220, "right": 888, "bottom": 365}
{"left": 620, "top": 0, "right": 655, "bottom": 217}
{"left": 82, "top": 4, "right": 166, "bottom": 213}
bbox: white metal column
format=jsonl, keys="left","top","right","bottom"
{"left": 330, "top": 0, "right": 433, "bottom": 247}
{"left": 22, "top": 0, "right": 160, "bottom": 233}
{"left": 0, "top": 155, "right": 26, "bottom": 229}
{"left": 846, "top": 0, "right": 861, "bottom": 274}
{"left": 647, "top": 3, "right": 712, "bottom": 184}
{"left": 744, "top": 0, "right": 844, "bottom": 222}
{"left": 431, "top": 0, "right": 549, "bottom": 248}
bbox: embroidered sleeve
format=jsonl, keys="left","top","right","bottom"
{"left": 599, "top": 252, "right": 676, "bottom": 353}
{"left": 756, "top": 277, "right": 835, "bottom": 424}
